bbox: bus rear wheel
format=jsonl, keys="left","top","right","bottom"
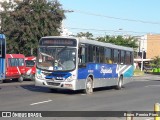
{"left": 116, "top": 76, "right": 123, "bottom": 90}
{"left": 84, "top": 77, "right": 93, "bottom": 94}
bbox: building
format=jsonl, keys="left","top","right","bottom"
{"left": 147, "top": 34, "right": 160, "bottom": 59}
{"left": 134, "top": 34, "right": 160, "bottom": 70}
{"left": 134, "top": 35, "right": 147, "bottom": 59}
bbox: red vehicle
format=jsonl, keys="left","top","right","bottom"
{"left": 24, "top": 56, "right": 36, "bottom": 80}
{"left": 5, "top": 54, "right": 26, "bottom": 82}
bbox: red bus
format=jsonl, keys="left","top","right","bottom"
{"left": 24, "top": 56, "right": 36, "bottom": 80}
{"left": 5, "top": 54, "right": 26, "bottom": 82}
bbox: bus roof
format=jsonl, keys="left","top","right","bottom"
{"left": 6, "top": 54, "right": 25, "bottom": 58}
{"left": 25, "top": 56, "right": 36, "bottom": 60}
{"left": 40, "top": 36, "right": 134, "bottom": 52}
{"left": 79, "top": 38, "right": 133, "bottom": 52}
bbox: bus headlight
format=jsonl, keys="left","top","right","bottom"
{"left": 36, "top": 74, "right": 42, "bottom": 79}
{"left": 65, "top": 76, "right": 73, "bottom": 82}
{"left": 65, "top": 75, "right": 76, "bottom": 82}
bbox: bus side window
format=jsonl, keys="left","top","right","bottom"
{"left": 105, "top": 48, "right": 112, "bottom": 64}
{"left": 99, "top": 47, "right": 105, "bottom": 63}
{"left": 121, "top": 50, "right": 125, "bottom": 64}
{"left": 113, "top": 49, "right": 117, "bottom": 63}
{"left": 88, "top": 45, "right": 93, "bottom": 62}
{"left": 96, "top": 47, "right": 100, "bottom": 63}
{"left": 93, "top": 46, "right": 96, "bottom": 62}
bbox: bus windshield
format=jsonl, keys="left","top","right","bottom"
{"left": 37, "top": 46, "right": 76, "bottom": 71}
{"left": 26, "top": 60, "right": 35, "bottom": 67}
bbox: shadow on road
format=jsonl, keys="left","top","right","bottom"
{"left": 2, "top": 78, "right": 32, "bottom": 83}
{"left": 20, "top": 84, "right": 118, "bottom": 95}
{"left": 20, "top": 84, "right": 82, "bottom": 95}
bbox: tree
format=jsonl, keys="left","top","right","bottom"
{"left": 97, "top": 35, "right": 138, "bottom": 49}
{"left": 75, "top": 32, "right": 94, "bottom": 40}
{"left": 0, "top": 0, "right": 65, "bottom": 56}
{"left": 150, "top": 56, "right": 160, "bottom": 68}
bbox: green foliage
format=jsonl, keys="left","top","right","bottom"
{"left": 75, "top": 32, "right": 94, "bottom": 40}
{"left": 97, "top": 35, "right": 138, "bottom": 49}
{"left": 0, "top": 0, "right": 65, "bottom": 56}
{"left": 150, "top": 56, "right": 160, "bottom": 68}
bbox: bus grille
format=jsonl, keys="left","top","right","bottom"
{"left": 47, "top": 82, "right": 60, "bottom": 86}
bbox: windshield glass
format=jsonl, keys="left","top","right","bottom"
{"left": 37, "top": 47, "right": 76, "bottom": 71}
{"left": 26, "top": 60, "right": 35, "bottom": 67}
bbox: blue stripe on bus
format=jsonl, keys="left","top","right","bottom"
{"left": 78, "top": 63, "right": 118, "bottom": 80}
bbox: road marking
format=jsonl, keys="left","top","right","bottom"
{"left": 30, "top": 99, "right": 52, "bottom": 106}
{"left": 81, "top": 94, "right": 86, "bottom": 95}
{"left": 145, "top": 85, "right": 160, "bottom": 87}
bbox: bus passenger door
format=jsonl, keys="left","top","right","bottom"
{"left": 0, "top": 58, "right": 5, "bottom": 80}
{"left": 78, "top": 45, "right": 87, "bottom": 68}
{"left": 5, "top": 58, "right": 12, "bottom": 79}
{"left": 0, "top": 34, "right": 6, "bottom": 81}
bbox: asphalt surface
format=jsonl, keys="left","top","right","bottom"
{"left": 0, "top": 74, "right": 160, "bottom": 120}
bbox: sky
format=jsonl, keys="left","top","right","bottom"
{"left": 58, "top": 0, "right": 160, "bottom": 37}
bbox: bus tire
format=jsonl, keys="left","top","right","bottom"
{"left": 116, "top": 76, "right": 123, "bottom": 90}
{"left": 18, "top": 76, "right": 23, "bottom": 82}
{"left": 84, "top": 77, "right": 93, "bottom": 94}
{"left": 31, "top": 74, "right": 35, "bottom": 81}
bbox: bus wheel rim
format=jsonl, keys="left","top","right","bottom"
{"left": 86, "top": 80, "right": 92, "bottom": 93}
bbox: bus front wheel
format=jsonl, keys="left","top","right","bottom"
{"left": 31, "top": 74, "right": 35, "bottom": 81}
{"left": 18, "top": 76, "right": 23, "bottom": 82}
{"left": 84, "top": 77, "right": 93, "bottom": 94}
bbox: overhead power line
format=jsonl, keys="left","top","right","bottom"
{"left": 72, "top": 9, "right": 160, "bottom": 25}
{"left": 67, "top": 27, "right": 159, "bottom": 35}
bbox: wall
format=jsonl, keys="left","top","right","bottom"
{"left": 147, "top": 34, "right": 160, "bottom": 59}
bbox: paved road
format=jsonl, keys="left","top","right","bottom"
{"left": 0, "top": 74, "right": 160, "bottom": 120}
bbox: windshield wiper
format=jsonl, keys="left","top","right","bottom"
{"left": 40, "top": 52, "right": 54, "bottom": 58}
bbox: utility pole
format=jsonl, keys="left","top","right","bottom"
{"left": 141, "top": 48, "right": 144, "bottom": 71}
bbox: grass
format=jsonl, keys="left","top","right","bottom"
{"left": 134, "top": 69, "right": 144, "bottom": 76}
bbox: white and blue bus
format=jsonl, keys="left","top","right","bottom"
{"left": 35, "top": 36, "right": 134, "bottom": 94}
{"left": 0, "top": 34, "right": 6, "bottom": 83}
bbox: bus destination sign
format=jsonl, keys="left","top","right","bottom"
{"left": 40, "top": 38, "right": 77, "bottom": 46}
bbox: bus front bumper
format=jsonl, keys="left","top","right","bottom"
{"left": 35, "top": 78, "right": 76, "bottom": 90}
